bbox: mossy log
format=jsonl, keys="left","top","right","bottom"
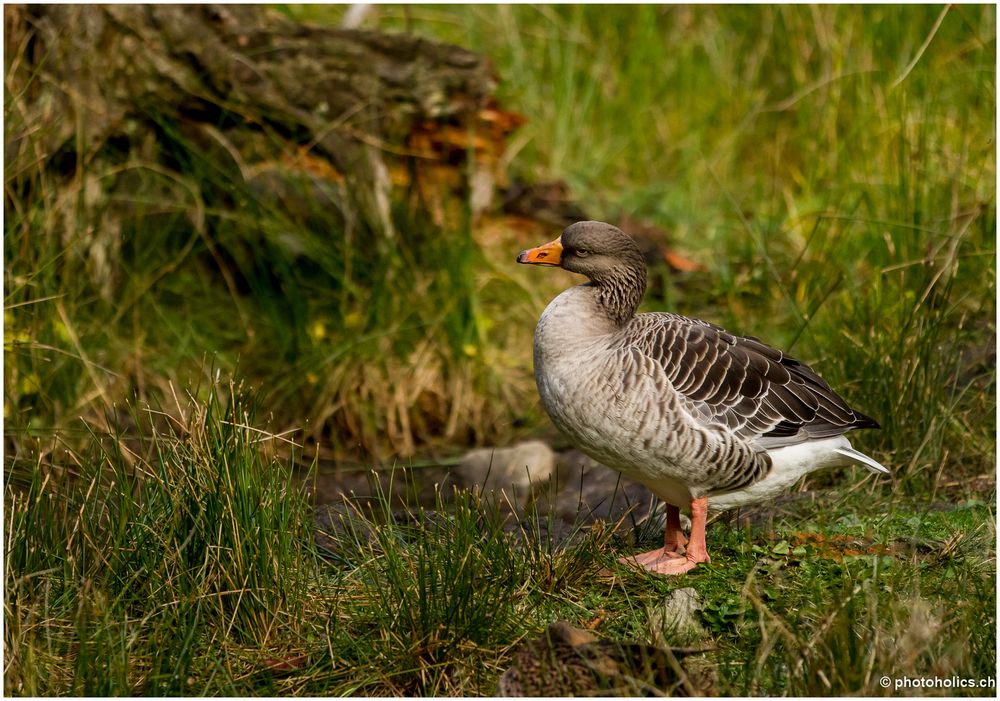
{"left": 6, "top": 4, "right": 521, "bottom": 238}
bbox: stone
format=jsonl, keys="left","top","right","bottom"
{"left": 454, "top": 440, "right": 555, "bottom": 507}
{"left": 649, "top": 587, "right": 709, "bottom": 647}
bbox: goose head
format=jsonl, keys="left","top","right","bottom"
{"left": 517, "top": 220, "right": 648, "bottom": 324}
{"left": 517, "top": 221, "right": 645, "bottom": 278}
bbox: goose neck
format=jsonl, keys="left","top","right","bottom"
{"left": 594, "top": 265, "right": 646, "bottom": 326}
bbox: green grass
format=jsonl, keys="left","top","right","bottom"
{"left": 5, "top": 4, "right": 996, "bottom": 696}
{"left": 334, "top": 3, "right": 996, "bottom": 480}
{"left": 4, "top": 385, "right": 319, "bottom": 695}
{"left": 8, "top": 4, "right": 993, "bottom": 475}
{"left": 5, "top": 386, "right": 995, "bottom": 694}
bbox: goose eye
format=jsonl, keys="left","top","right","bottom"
{"left": 575, "top": 249, "right": 590, "bottom": 258}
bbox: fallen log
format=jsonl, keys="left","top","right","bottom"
{"left": 6, "top": 4, "right": 522, "bottom": 239}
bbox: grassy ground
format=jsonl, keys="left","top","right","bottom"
{"left": 4, "top": 4, "right": 996, "bottom": 696}
{"left": 4, "top": 387, "right": 995, "bottom": 695}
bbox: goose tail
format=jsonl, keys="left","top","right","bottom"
{"left": 835, "top": 447, "right": 890, "bottom": 475}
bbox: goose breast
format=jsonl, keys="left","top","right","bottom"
{"left": 533, "top": 286, "right": 771, "bottom": 504}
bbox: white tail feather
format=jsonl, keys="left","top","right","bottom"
{"left": 834, "top": 447, "right": 890, "bottom": 475}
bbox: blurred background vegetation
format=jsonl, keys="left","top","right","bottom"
{"left": 6, "top": 4, "right": 995, "bottom": 481}
{"left": 4, "top": 5, "right": 996, "bottom": 695}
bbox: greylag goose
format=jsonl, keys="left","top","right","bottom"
{"left": 517, "top": 221, "right": 888, "bottom": 575}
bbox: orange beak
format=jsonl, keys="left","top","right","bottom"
{"left": 516, "top": 238, "right": 563, "bottom": 266}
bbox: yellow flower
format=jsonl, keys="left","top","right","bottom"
{"left": 344, "top": 311, "right": 364, "bottom": 330}
{"left": 308, "top": 319, "right": 327, "bottom": 341}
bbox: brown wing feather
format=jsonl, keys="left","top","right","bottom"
{"left": 626, "top": 313, "right": 878, "bottom": 447}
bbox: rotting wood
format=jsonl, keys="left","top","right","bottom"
{"left": 5, "top": 4, "right": 523, "bottom": 239}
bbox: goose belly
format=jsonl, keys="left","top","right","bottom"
{"left": 708, "top": 436, "right": 855, "bottom": 511}
{"left": 534, "top": 354, "right": 698, "bottom": 506}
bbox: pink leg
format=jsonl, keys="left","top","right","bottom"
{"left": 621, "top": 498, "right": 711, "bottom": 575}
{"left": 664, "top": 503, "right": 688, "bottom": 552}
{"left": 622, "top": 503, "right": 687, "bottom": 566}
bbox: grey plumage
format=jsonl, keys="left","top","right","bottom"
{"left": 624, "top": 312, "right": 879, "bottom": 453}
{"left": 520, "top": 220, "right": 886, "bottom": 508}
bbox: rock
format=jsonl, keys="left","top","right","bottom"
{"left": 649, "top": 587, "right": 709, "bottom": 647}
{"left": 454, "top": 440, "right": 555, "bottom": 507}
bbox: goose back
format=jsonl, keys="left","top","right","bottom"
{"left": 622, "top": 312, "right": 879, "bottom": 449}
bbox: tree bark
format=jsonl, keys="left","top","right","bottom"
{"left": 6, "top": 4, "right": 514, "bottom": 238}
